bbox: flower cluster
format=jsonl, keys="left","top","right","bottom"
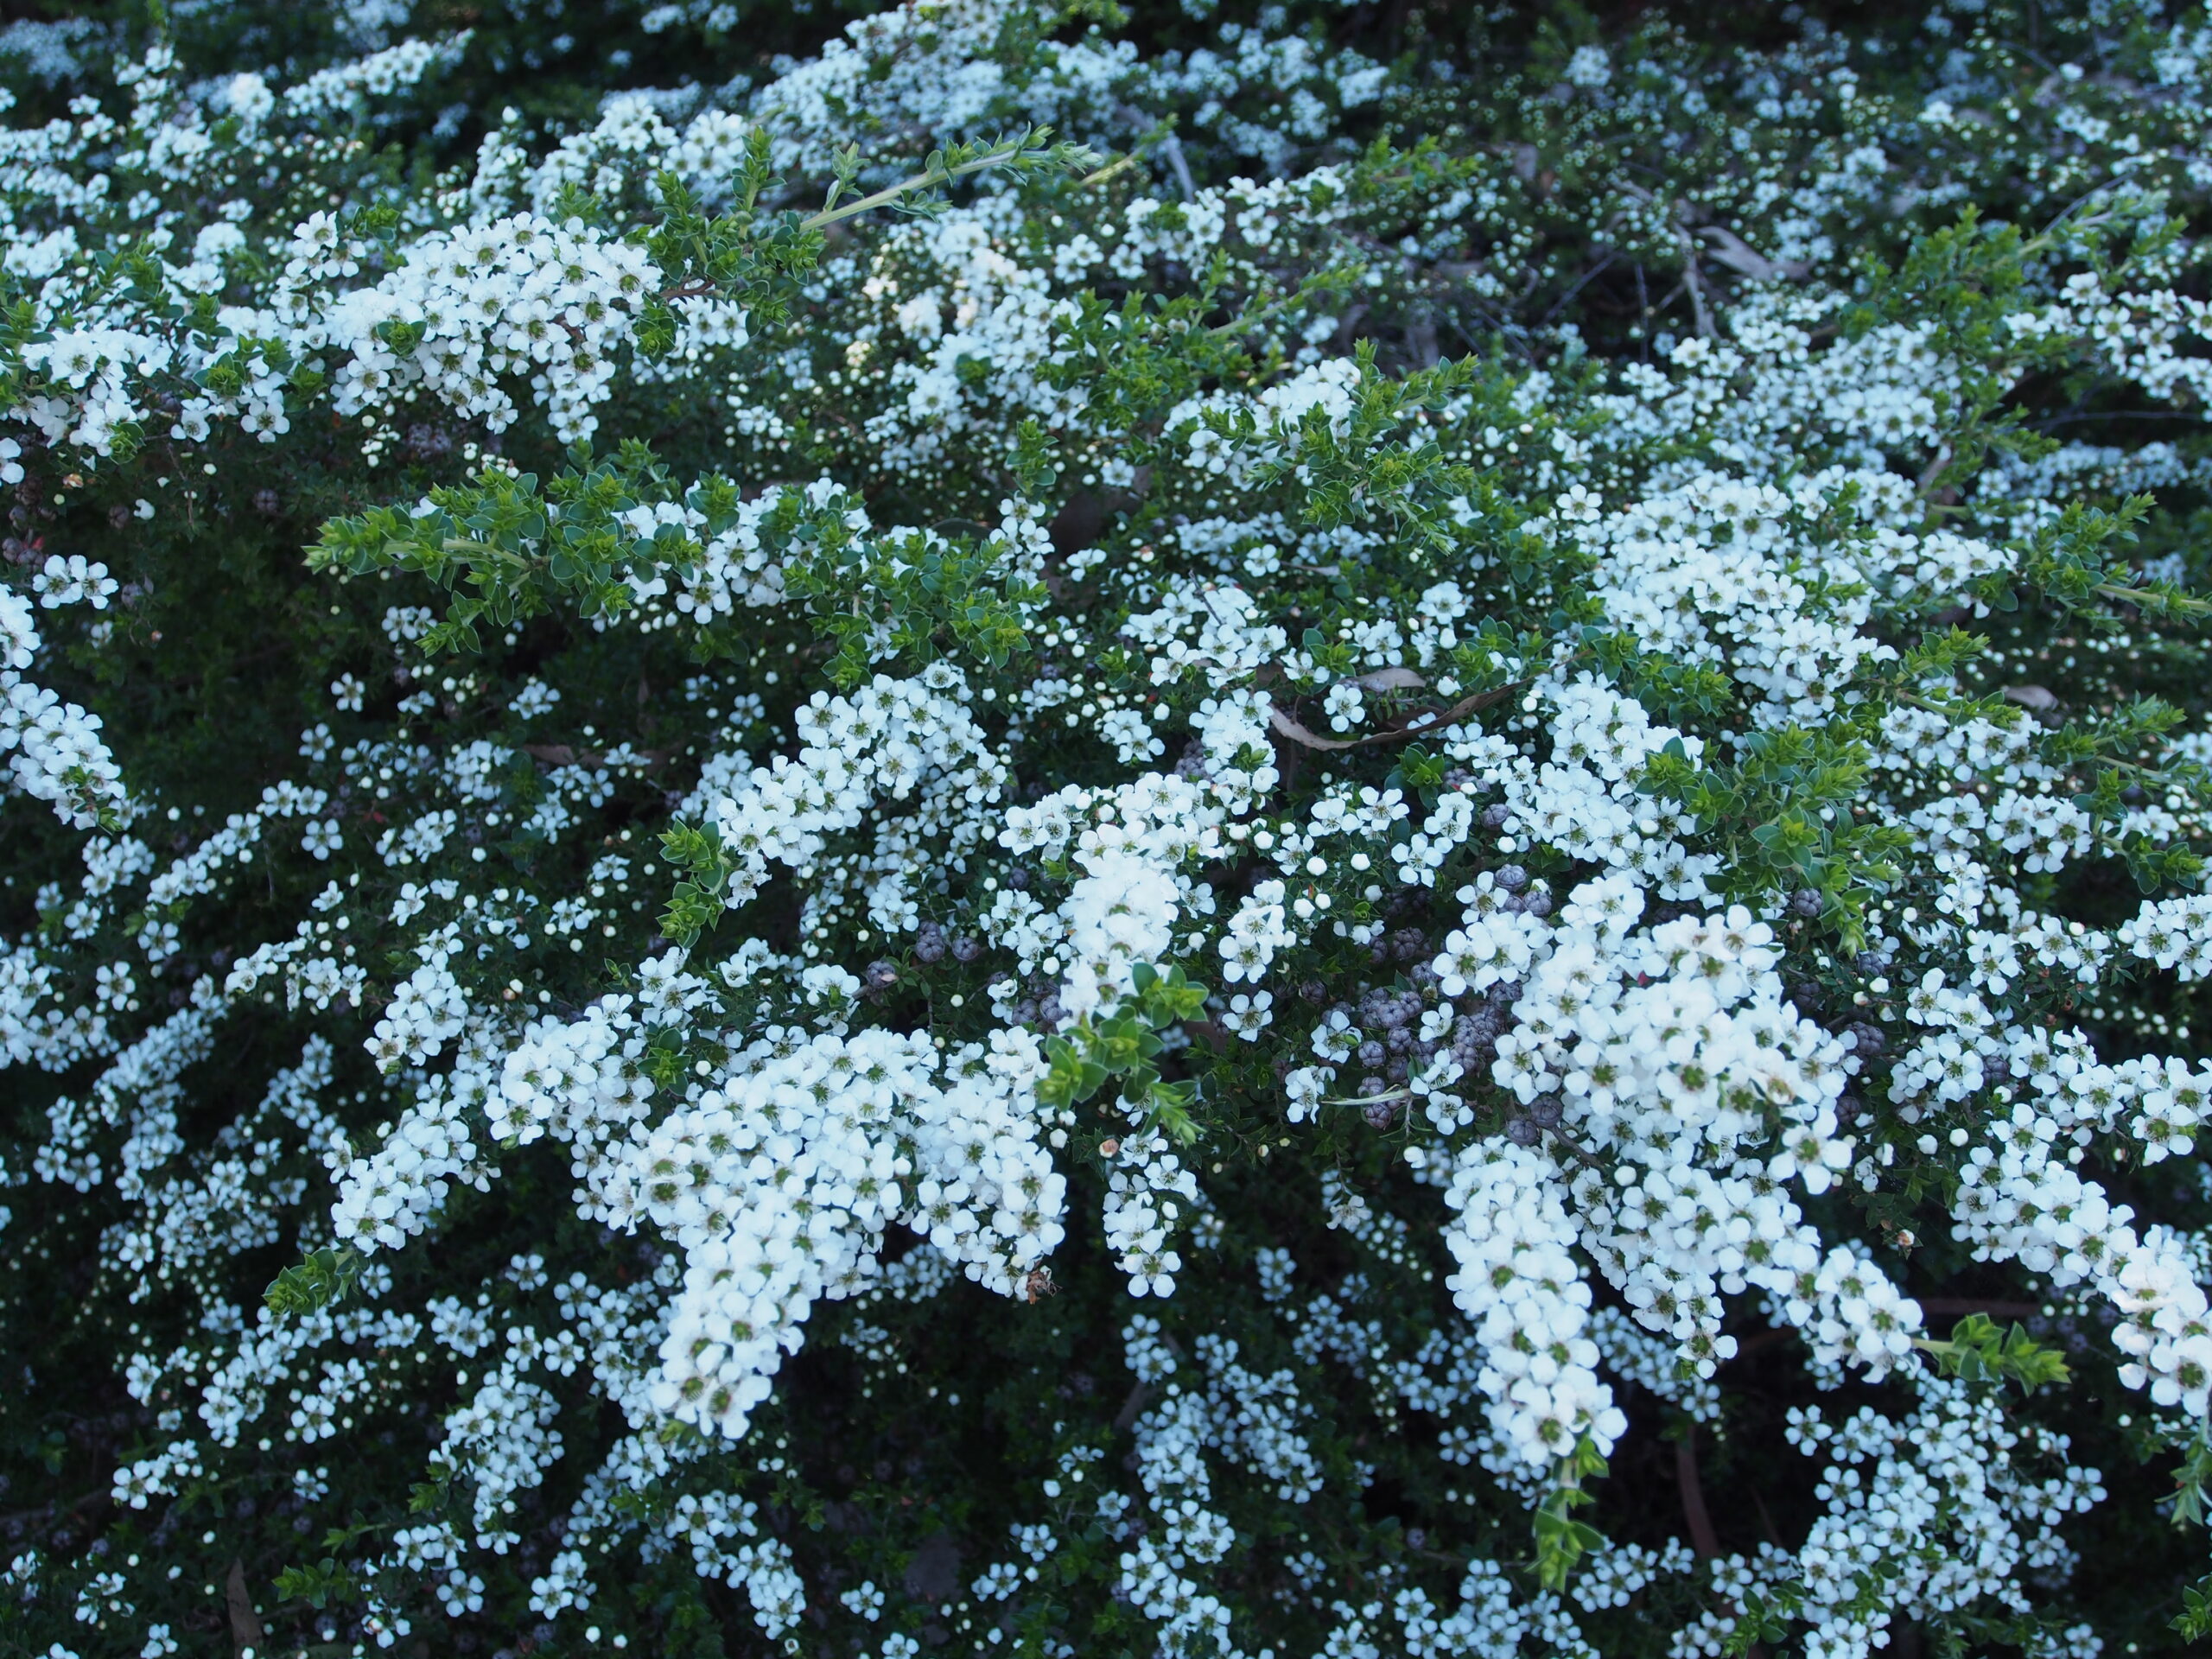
{"left": 4, "top": 3, "right": 2212, "bottom": 1658}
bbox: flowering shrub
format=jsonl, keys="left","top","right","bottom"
{"left": 6, "top": 0, "right": 2212, "bottom": 1655}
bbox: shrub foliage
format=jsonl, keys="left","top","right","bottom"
{"left": 3, "top": 2, "right": 2212, "bottom": 1656}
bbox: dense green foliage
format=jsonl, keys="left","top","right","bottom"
{"left": 2, "top": 3, "right": 2212, "bottom": 1658}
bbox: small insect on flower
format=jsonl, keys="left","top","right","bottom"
{"left": 1022, "top": 1267, "right": 1058, "bottom": 1305}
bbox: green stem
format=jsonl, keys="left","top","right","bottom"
{"left": 800, "top": 141, "right": 1035, "bottom": 232}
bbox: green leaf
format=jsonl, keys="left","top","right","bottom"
{"left": 1914, "top": 1313, "right": 2070, "bottom": 1395}
{"left": 274, "top": 1558, "right": 357, "bottom": 1611}
{"left": 264, "top": 1247, "right": 362, "bottom": 1318}
{"left": 2173, "top": 1575, "right": 2212, "bottom": 1641}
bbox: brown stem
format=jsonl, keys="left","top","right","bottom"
{"left": 1672, "top": 226, "right": 1715, "bottom": 339}
{"left": 1750, "top": 1481, "right": 1783, "bottom": 1548}
{"left": 1113, "top": 1382, "right": 1153, "bottom": 1431}
{"left": 1676, "top": 1425, "right": 1722, "bottom": 1560}
{"left": 226, "top": 1559, "right": 266, "bottom": 1656}
{"left": 1267, "top": 679, "right": 1529, "bottom": 753}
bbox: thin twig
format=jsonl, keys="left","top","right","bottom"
{"left": 1268, "top": 679, "right": 1529, "bottom": 753}
{"left": 800, "top": 137, "right": 1071, "bottom": 234}
{"left": 1674, "top": 227, "right": 1714, "bottom": 339}
{"left": 1158, "top": 134, "right": 1195, "bottom": 202}
{"left": 1541, "top": 253, "right": 1618, "bottom": 325}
